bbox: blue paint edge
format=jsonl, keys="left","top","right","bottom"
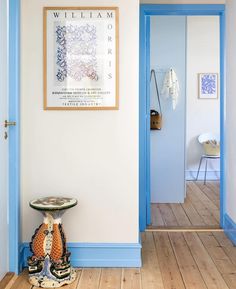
{"left": 139, "top": 7, "right": 147, "bottom": 232}
{"left": 20, "top": 242, "right": 142, "bottom": 269}
{"left": 219, "top": 10, "right": 226, "bottom": 228}
{"left": 224, "top": 214, "right": 236, "bottom": 245}
{"left": 9, "top": 0, "right": 20, "bottom": 273}
{"left": 146, "top": 16, "right": 151, "bottom": 226}
{"left": 139, "top": 4, "right": 226, "bottom": 232}
{"left": 140, "top": 4, "right": 225, "bottom": 15}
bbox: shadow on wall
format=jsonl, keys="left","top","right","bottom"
{"left": 187, "top": 137, "right": 204, "bottom": 168}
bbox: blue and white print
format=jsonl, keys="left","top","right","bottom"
{"left": 199, "top": 73, "right": 218, "bottom": 99}
{"left": 55, "top": 24, "right": 98, "bottom": 83}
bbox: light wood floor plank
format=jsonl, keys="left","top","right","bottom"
{"left": 221, "top": 274, "right": 236, "bottom": 289}
{"left": 168, "top": 232, "right": 208, "bottom": 289}
{"left": 197, "top": 182, "right": 220, "bottom": 209}
{"left": 198, "top": 232, "right": 236, "bottom": 289}
{"left": 0, "top": 273, "right": 16, "bottom": 289}
{"left": 147, "top": 227, "right": 222, "bottom": 232}
{"left": 153, "top": 232, "right": 186, "bottom": 289}
{"left": 10, "top": 231, "right": 236, "bottom": 289}
{"left": 98, "top": 269, "right": 121, "bottom": 289}
{"left": 141, "top": 232, "right": 164, "bottom": 289}
{"left": 183, "top": 232, "right": 229, "bottom": 289}
{"left": 156, "top": 207, "right": 165, "bottom": 226}
{"left": 213, "top": 232, "right": 234, "bottom": 248}
{"left": 4, "top": 275, "right": 18, "bottom": 289}
{"left": 213, "top": 232, "right": 236, "bottom": 267}
{"left": 187, "top": 183, "right": 219, "bottom": 226}
{"left": 158, "top": 204, "right": 178, "bottom": 226}
{"left": 189, "top": 182, "right": 220, "bottom": 222}
{"left": 121, "top": 269, "right": 141, "bottom": 289}
{"left": 210, "top": 181, "right": 220, "bottom": 190}
{"left": 151, "top": 204, "right": 158, "bottom": 227}
{"left": 77, "top": 268, "right": 101, "bottom": 289}
{"left": 181, "top": 197, "right": 206, "bottom": 226}
{"left": 151, "top": 204, "right": 165, "bottom": 226}
{"left": 170, "top": 203, "right": 191, "bottom": 226}
{"left": 206, "top": 182, "right": 220, "bottom": 197}
{"left": 9, "top": 270, "right": 32, "bottom": 289}
{"left": 151, "top": 181, "right": 220, "bottom": 228}
{"left": 198, "top": 233, "right": 236, "bottom": 274}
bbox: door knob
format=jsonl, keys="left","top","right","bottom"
{"left": 4, "top": 120, "right": 16, "bottom": 128}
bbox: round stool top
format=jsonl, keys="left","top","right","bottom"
{"left": 29, "top": 196, "right": 77, "bottom": 211}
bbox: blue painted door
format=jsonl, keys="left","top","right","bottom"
{"left": 0, "top": 0, "right": 9, "bottom": 279}
{"left": 150, "top": 16, "right": 186, "bottom": 203}
{"left": 0, "top": 0, "right": 20, "bottom": 275}
{"left": 8, "top": 0, "right": 20, "bottom": 273}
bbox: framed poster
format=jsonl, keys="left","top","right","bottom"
{"left": 43, "top": 7, "right": 119, "bottom": 110}
{"left": 198, "top": 73, "right": 218, "bottom": 99}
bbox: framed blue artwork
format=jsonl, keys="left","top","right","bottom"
{"left": 198, "top": 73, "right": 218, "bottom": 99}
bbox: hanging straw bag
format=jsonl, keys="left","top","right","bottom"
{"left": 150, "top": 69, "right": 162, "bottom": 130}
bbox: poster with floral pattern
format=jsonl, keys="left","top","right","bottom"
{"left": 44, "top": 7, "right": 119, "bottom": 110}
{"left": 198, "top": 73, "right": 218, "bottom": 99}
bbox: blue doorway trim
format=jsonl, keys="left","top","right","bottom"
{"left": 9, "top": 0, "right": 20, "bottom": 273}
{"left": 139, "top": 4, "right": 226, "bottom": 232}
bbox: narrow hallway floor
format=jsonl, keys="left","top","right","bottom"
{"left": 151, "top": 181, "right": 220, "bottom": 229}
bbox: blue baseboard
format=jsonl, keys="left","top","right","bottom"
{"left": 20, "top": 242, "right": 142, "bottom": 270}
{"left": 224, "top": 214, "right": 236, "bottom": 245}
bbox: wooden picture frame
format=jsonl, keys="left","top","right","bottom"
{"left": 43, "top": 7, "right": 119, "bottom": 110}
{"left": 198, "top": 73, "right": 218, "bottom": 99}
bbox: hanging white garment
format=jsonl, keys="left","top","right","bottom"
{"left": 161, "top": 68, "right": 180, "bottom": 110}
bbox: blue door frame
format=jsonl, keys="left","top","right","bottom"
{"left": 9, "top": 0, "right": 20, "bottom": 273}
{"left": 139, "top": 4, "right": 226, "bottom": 232}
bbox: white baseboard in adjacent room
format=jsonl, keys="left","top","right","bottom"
{"left": 186, "top": 170, "right": 220, "bottom": 181}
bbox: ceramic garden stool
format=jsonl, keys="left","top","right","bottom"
{"left": 27, "top": 197, "right": 77, "bottom": 288}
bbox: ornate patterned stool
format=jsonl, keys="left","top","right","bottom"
{"left": 28, "top": 197, "right": 77, "bottom": 288}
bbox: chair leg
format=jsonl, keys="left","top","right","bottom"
{"left": 204, "top": 159, "right": 208, "bottom": 185}
{"left": 196, "top": 156, "right": 203, "bottom": 181}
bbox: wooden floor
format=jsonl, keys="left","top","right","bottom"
{"left": 151, "top": 181, "right": 220, "bottom": 229}
{"left": 2, "top": 231, "right": 236, "bottom": 289}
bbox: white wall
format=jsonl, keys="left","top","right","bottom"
{"left": 186, "top": 16, "right": 220, "bottom": 180}
{"left": 225, "top": 0, "right": 236, "bottom": 223}
{"left": 21, "top": 0, "right": 139, "bottom": 243}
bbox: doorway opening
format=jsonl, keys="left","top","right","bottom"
{"left": 139, "top": 4, "right": 225, "bottom": 232}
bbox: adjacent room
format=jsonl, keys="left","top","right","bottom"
{"left": 150, "top": 15, "right": 221, "bottom": 229}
